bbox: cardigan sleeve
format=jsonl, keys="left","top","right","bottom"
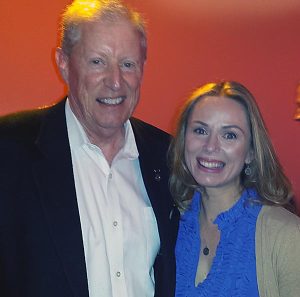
{"left": 256, "top": 206, "right": 300, "bottom": 297}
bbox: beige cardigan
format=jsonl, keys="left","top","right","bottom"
{"left": 256, "top": 205, "right": 300, "bottom": 296}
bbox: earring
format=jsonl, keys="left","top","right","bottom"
{"left": 244, "top": 164, "right": 252, "bottom": 176}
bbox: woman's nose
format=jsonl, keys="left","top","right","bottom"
{"left": 203, "top": 134, "right": 220, "bottom": 153}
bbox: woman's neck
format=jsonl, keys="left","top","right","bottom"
{"left": 200, "top": 185, "right": 243, "bottom": 223}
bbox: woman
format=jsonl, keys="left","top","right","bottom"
{"left": 169, "top": 81, "right": 300, "bottom": 297}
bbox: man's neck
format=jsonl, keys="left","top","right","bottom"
{"left": 86, "top": 126, "right": 125, "bottom": 166}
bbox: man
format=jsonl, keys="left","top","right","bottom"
{"left": 0, "top": 1, "right": 179, "bottom": 297}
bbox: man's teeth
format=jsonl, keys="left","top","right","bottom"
{"left": 98, "top": 97, "right": 124, "bottom": 105}
{"left": 199, "top": 160, "right": 224, "bottom": 169}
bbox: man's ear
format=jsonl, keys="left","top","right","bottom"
{"left": 55, "top": 47, "right": 69, "bottom": 83}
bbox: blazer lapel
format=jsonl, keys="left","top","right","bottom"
{"left": 32, "top": 101, "right": 89, "bottom": 297}
{"left": 130, "top": 118, "right": 174, "bottom": 240}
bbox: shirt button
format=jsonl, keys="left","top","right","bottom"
{"left": 116, "top": 271, "right": 121, "bottom": 277}
{"left": 108, "top": 173, "right": 112, "bottom": 179}
{"left": 113, "top": 221, "right": 118, "bottom": 227}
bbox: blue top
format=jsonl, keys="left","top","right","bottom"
{"left": 175, "top": 188, "right": 262, "bottom": 297}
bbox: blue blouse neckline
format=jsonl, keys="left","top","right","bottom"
{"left": 175, "top": 188, "right": 262, "bottom": 297}
{"left": 186, "top": 188, "right": 259, "bottom": 226}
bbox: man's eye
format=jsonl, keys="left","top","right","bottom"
{"left": 122, "top": 61, "right": 135, "bottom": 68}
{"left": 224, "top": 132, "right": 237, "bottom": 140}
{"left": 91, "top": 59, "right": 104, "bottom": 65}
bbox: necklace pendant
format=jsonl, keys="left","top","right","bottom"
{"left": 203, "top": 246, "right": 209, "bottom": 256}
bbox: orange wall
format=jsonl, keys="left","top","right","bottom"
{"left": 1, "top": 1, "right": 300, "bottom": 207}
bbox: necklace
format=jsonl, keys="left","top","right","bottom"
{"left": 203, "top": 246, "right": 209, "bottom": 256}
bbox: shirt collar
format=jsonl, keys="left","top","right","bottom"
{"left": 65, "top": 98, "right": 139, "bottom": 160}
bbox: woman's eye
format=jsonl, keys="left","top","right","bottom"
{"left": 224, "top": 132, "right": 237, "bottom": 140}
{"left": 194, "top": 127, "right": 207, "bottom": 135}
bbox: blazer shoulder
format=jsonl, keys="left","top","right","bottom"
{"left": 130, "top": 117, "right": 171, "bottom": 146}
{"left": 0, "top": 102, "right": 63, "bottom": 143}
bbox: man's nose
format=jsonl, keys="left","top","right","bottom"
{"left": 104, "top": 65, "right": 121, "bottom": 91}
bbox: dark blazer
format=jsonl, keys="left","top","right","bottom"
{"left": 0, "top": 100, "right": 179, "bottom": 297}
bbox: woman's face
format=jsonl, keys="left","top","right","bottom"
{"left": 184, "top": 96, "right": 253, "bottom": 192}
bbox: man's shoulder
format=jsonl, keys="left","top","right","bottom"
{"left": 130, "top": 117, "right": 171, "bottom": 143}
{"left": 0, "top": 101, "right": 64, "bottom": 142}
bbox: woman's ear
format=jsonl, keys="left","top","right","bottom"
{"left": 245, "top": 148, "right": 254, "bottom": 164}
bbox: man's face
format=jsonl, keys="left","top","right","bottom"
{"left": 56, "top": 17, "right": 145, "bottom": 139}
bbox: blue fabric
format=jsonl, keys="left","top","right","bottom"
{"left": 175, "top": 188, "right": 262, "bottom": 297}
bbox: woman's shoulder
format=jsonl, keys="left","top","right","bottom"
{"left": 256, "top": 204, "right": 300, "bottom": 297}
{"left": 258, "top": 205, "right": 300, "bottom": 235}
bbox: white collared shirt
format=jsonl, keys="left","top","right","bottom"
{"left": 65, "top": 100, "right": 160, "bottom": 297}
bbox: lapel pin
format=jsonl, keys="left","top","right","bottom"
{"left": 153, "top": 169, "right": 161, "bottom": 181}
